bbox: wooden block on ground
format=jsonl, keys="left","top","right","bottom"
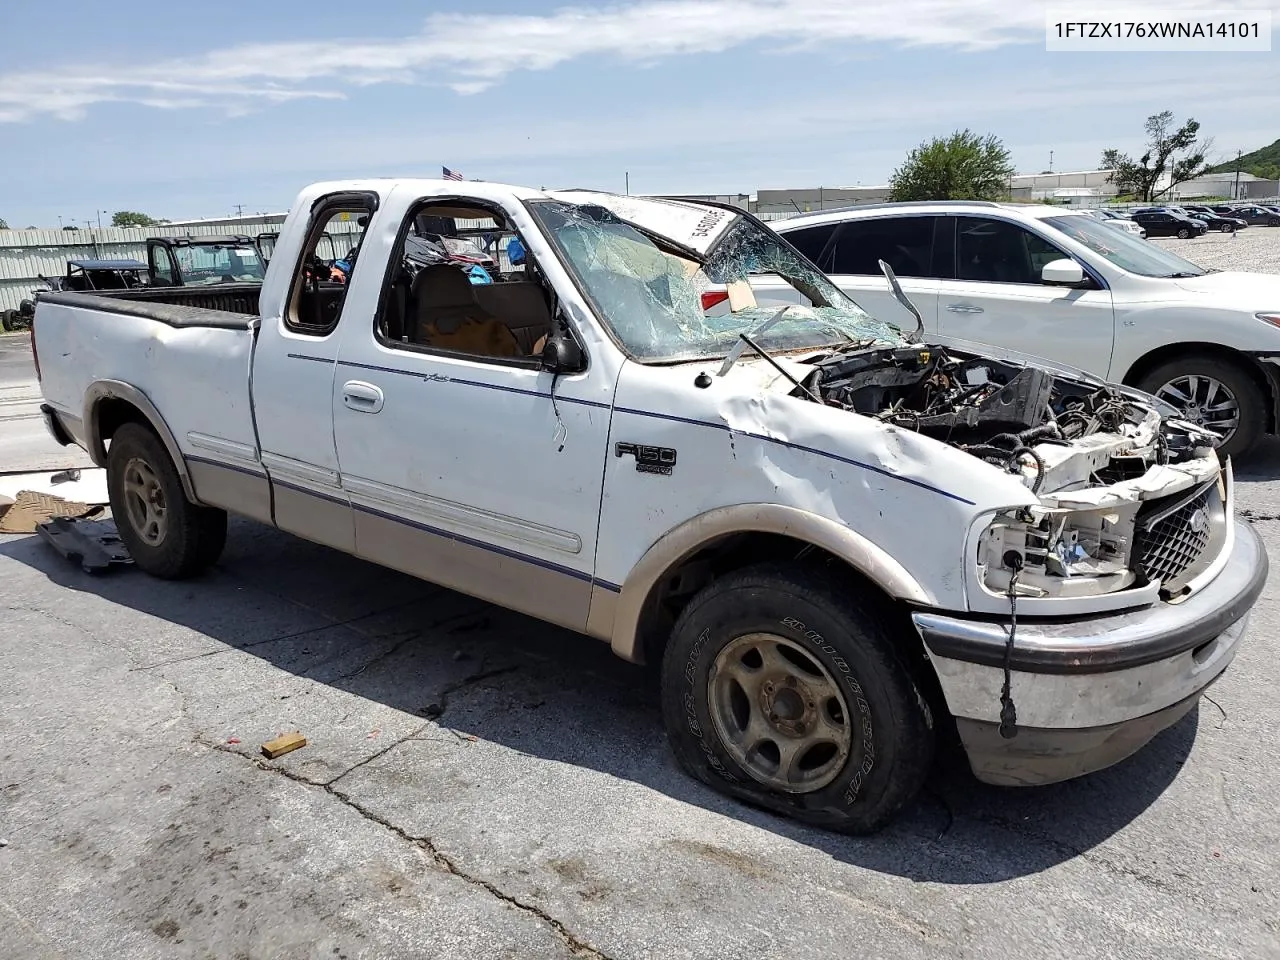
{"left": 261, "top": 732, "right": 307, "bottom": 759}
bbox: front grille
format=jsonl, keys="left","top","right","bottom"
{"left": 1133, "top": 481, "right": 1216, "bottom": 591}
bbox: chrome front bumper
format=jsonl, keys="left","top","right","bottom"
{"left": 912, "top": 518, "right": 1267, "bottom": 785}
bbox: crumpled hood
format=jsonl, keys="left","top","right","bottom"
{"left": 1172, "top": 270, "right": 1280, "bottom": 305}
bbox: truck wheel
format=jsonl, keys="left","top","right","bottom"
{"left": 107, "top": 423, "right": 227, "bottom": 578}
{"left": 1137, "top": 355, "right": 1266, "bottom": 459}
{"left": 660, "top": 563, "right": 934, "bottom": 834}
{"left": 1, "top": 310, "right": 14, "bottom": 332}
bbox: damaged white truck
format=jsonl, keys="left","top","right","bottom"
{"left": 30, "top": 178, "right": 1267, "bottom": 833}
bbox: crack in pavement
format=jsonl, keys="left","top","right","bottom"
{"left": 131, "top": 592, "right": 449, "bottom": 672}
{"left": 322, "top": 721, "right": 434, "bottom": 787}
{"left": 199, "top": 738, "right": 615, "bottom": 960}
{"left": 967, "top": 812, "right": 1170, "bottom": 891}
{"left": 1239, "top": 509, "right": 1280, "bottom": 524}
{"left": 323, "top": 603, "right": 498, "bottom": 684}
{"left": 422, "top": 664, "right": 521, "bottom": 720}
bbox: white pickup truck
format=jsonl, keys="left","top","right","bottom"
{"left": 31, "top": 178, "right": 1267, "bottom": 833}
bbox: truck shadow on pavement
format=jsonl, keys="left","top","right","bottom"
{"left": 0, "top": 517, "right": 1197, "bottom": 886}
{"left": 1233, "top": 435, "right": 1280, "bottom": 483}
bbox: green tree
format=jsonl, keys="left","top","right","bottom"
{"left": 887, "top": 129, "right": 1015, "bottom": 202}
{"left": 0, "top": 217, "right": 9, "bottom": 230}
{"left": 1100, "top": 111, "right": 1213, "bottom": 202}
{"left": 111, "top": 210, "right": 159, "bottom": 228}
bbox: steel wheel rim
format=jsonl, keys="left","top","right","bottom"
{"left": 1155, "top": 375, "right": 1239, "bottom": 441}
{"left": 707, "top": 632, "right": 853, "bottom": 794}
{"left": 122, "top": 457, "right": 168, "bottom": 547}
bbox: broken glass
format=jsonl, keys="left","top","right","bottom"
{"left": 528, "top": 198, "right": 906, "bottom": 363}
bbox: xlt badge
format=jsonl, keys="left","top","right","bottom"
{"left": 615, "top": 442, "right": 677, "bottom": 476}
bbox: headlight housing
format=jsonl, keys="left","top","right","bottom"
{"left": 978, "top": 503, "right": 1138, "bottom": 599}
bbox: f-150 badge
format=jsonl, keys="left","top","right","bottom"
{"left": 615, "top": 442, "right": 677, "bottom": 476}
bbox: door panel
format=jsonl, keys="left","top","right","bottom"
{"left": 248, "top": 194, "right": 378, "bottom": 553}
{"left": 330, "top": 345, "right": 612, "bottom": 631}
{"left": 937, "top": 216, "right": 1115, "bottom": 376}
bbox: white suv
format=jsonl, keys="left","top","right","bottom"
{"left": 768, "top": 201, "right": 1280, "bottom": 457}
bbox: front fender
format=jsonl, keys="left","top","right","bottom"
{"left": 596, "top": 502, "right": 931, "bottom": 663}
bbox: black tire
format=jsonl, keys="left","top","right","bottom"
{"left": 1177, "top": 227, "right": 1191, "bottom": 239}
{"left": 1137, "top": 355, "right": 1266, "bottom": 459}
{"left": 1, "top": 310, "right": 14, "bottom": 332}
{"left": 1220, "top": 223, "right": 1233, "bottom": 233}
{"left": 660, "top": 563, "right": 934, "bottom": 834}
{"left": 1270, "top": 217, "right": 1280, "bottom": 227}
{"left": 107, "top": 422, "right": 227, "bottom": 578}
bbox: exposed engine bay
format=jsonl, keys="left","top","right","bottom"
{"left": 796, "top": 343, "right": 1227, "bottom": 604}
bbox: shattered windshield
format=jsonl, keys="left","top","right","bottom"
{"left": 528, "top": 196, "right": 905, "bottom": 362}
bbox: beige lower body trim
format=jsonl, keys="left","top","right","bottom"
{"left": 273, "top": 483, "right": 355, "bottom": 554}
{"left": 187, "top": 459, "right": 273, "bottom": 526}
{"left": 353, "top": 510, "right": 592, "bottom": 632}
{"left": 585, "top": 584, "right": 620, "bottom": 642}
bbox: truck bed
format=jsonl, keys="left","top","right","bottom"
{"left": 38, "top": 283, "right": 261, "bottom": 329}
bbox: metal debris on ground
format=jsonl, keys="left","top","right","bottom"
{"left": 35, "top": 517, "right": 133, "bottom": 573}
{"left": 0, "top": 466, "right": 109, "bottom": 505}
{"left": 261, "top": 732, "right": 307, "bottom": 759}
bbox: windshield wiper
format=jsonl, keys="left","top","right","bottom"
{"left": 715, "top": 305, "right": 857, "bottom": 378}
{"left": 717, "top": 306, "right": 792, "bottom": 377}
{"left": 1163, "top": 272, "right": 1203, "bottom": 278}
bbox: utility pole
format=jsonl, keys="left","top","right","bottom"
{"left": 625, "top": 172, "right": 629, "bottom": 196}
{"left": 83, "top": 221, "right": 99, "bottom": 257}
{"left": 1234, "top": 149, "right": 1242, "bottom": 200}
{"left": 1049, "top": 149, "right": 1053, "bottom": 171}
{"left": 235, "top": 204, "right": 244, "bottom": 220}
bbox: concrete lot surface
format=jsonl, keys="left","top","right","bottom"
{"left": 3, "top": 227, "right": 1280, "bottom": 960}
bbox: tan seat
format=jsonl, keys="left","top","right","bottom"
{"left": 411, "top": 265, "right": 521, "bottom": 358}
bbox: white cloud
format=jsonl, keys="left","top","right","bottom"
{"left": 0, "top": 0, "right": 1254, "bottom": 122}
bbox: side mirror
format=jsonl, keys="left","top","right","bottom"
{"left": 541, "top": 334, "right": 585, "bottom": 374}
{"left": 1041, "top": 258, "right": 1086, "bottom": 286}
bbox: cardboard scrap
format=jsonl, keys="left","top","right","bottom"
{"left": 0, "top": 491, "right": 98, "bottom": 534}
{"left": 261, "top": 732, "right": 307, "bottom": 759}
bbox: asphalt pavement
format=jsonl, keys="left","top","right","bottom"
{"left": 1, "top": 330, "right": 1277, "bottom": 960}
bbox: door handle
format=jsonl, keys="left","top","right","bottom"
{"left": 342, "top": 380, "right": 385, "bottom": 414}
{"left": 946, "top": 303, "right": 985, "bottom": 314}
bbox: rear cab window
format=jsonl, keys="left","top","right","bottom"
{"left": 286, "top": 196, "right": 375, "bottom": 336}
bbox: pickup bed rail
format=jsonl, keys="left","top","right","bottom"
{"left": 38, "top": 285, "right": 260, "bottom": 329}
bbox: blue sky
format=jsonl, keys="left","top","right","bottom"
{"left": 1, "top": 0, "right": 1276, "bottom": 227}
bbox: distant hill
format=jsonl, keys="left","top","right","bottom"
{"left": 1206, "top": 138, "right": 1280, "bottom": 180}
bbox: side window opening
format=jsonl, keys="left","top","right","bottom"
{"left": 376, "top": 201, "right": 556, "bottom": 364}
{"left": 286, "top": 201, "right": 372, "bottom": 336}
{"left": 955, "top": 217, "right": 1071, "bottom": 285}
{"left": 149, "top": 244, "right": 175, "bottom": 286}
{"left": 827, "top": 217, "right": 939, "bottom": 278}
{"left": 781, "top": 223, "right": 837, "bottom": 271}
